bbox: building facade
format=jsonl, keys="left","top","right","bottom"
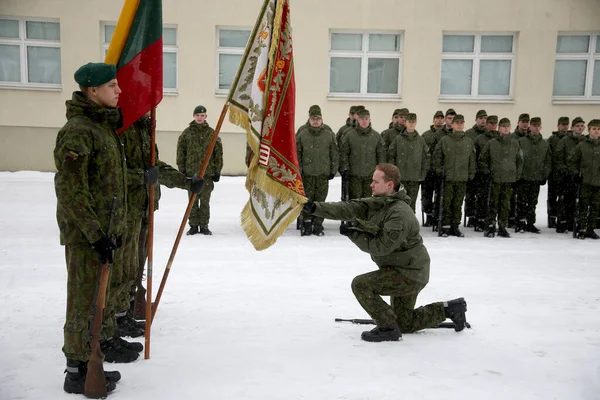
{"left": 1, "top": 0, "right": 599, "bottom": 174}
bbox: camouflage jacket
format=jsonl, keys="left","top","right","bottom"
{"left": 510, "top": 128, "right": 529, "bottom": 141}
{"left": 296, "top": 120, "right": 333, "bottom": 136}
{"left": 554, "top": 132, "right": 586, "bottom": 177}
{"left": 547, "top": 131, "right": 568, "bottom": 181}
{"left": 474, "top": 130, "right": 497, "bottom": 164}
{"left": 335, "top": 118, "right": 355, "bottom": 150}
{"left": 567, "top": 137, "right": 600, "bottom": 186}
{"left": 176, "top": 121, "right": 224, "bottom": 178}
{"left": 479, "top": 136, "right": 523, "bottom": 183}
{"left": 296, "top": 125, "right": 339, "bottom": 176}
{"left": 465, "top": 124, "right": 487, "bottom": 143}
{"left": 388, "top": 130, "right": 430, "bottom": 182}
{"left": 381, "top": 125, "right": 406, "bottom": 152}
{"left": 340, "top": 125, "right": 386, "bottom": 177}
{"left": 421, "top": 125, "right": 443, "bottom": 154}
{"left": 121, "top": 117, "right": 189, "bottom": 220}
{"left": 312, "top": 190, "right": 430, "bottom": 284}
{"left": 518, "top": 134, "right": 551, "bottom": 181}
{"left": 432, "top": 130, "right": 476, "bottom": 182}
{"left": 54, "top": 91, "right": 127, "bottom": 245}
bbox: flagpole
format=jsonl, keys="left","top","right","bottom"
{"left": 144, "top": 107, "right": 157, "bottom": 359}
{"left": 151, "top": 102, "right": 230, "bottom": 323}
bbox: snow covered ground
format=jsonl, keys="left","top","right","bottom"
{"left": 1, "top": 171, "right": 599, "bottom": 400}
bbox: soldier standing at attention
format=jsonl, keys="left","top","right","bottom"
{"left": 381, "top": 108, "right": 409, "bottom": 150}
{"left": 508, "top": 113, "right": 530, "bottom": 228}
{"left": 54, "top": 62, "right": 127, "bottom": 394}
{"left": 464, "top": 110, "right": 488, "bottom": 227}
{"left": 296, "top": 106, "right": 339, "bottom": 236}
{"left": 515, "top": 117, "right": 551, "bottom": 233}
{"left": 302, "top": 164, "right": 468, "bottom": 342}
{"left": 472, "top": 115, "right": 498, "bottom": 231}
{"left": 479, "top": 118, "right": 523, "bottom": 238}
{"left": 177, "top": 105, "right": 224, "bottom": 236}
{"left": 465, "top": 109, "right": 488, "bottom": 142}
{"left": 388, "top": 113, "right": 429, "bottom": 212}
{"left": 568, "top": 119, "right": 600, "bottom": 240}
{"left": 547, "top": 116, "right": 570, "bottom": 228}
{"left": 296, "top": 105, "right": 333, "bottom": 136}
{"left": 336, "top": 105, "right": 363, "bottom": 152}
{"left": 421, "top": 110, "right": 445, "bottom": 226}
{"left": 432, "top": 114, "right": 476, "bottom": 237}
{"left": 340, "top": 108, "right": 386, "bottom": 200}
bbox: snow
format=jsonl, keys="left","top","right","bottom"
{"left": 1, "top": 171, "right": 599, "bottom": 400}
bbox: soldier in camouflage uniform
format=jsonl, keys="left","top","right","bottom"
{"left": 335, "top": 105, "right": 364, "bottom": 153}
{"left": 420, "top": 110, "right": 445, "bottom": 226}
{"left": 432, "top": 115, "right": 476, "bottom": 237}
{"left": 568, "top": 119, "right": 600, "bottom": 239}
{"left": 381, "top": 108, "right": 408, "bottom": 150}
{"left": 388, "top": 113, "right": 429, "bottom": 212}
{"left": 508, "top": 113, "right": 530, "bottom": 228}
{"left": 554, "top": 117, "right": 587, "bottom": 233}
{"left": 547, "top": 116, "right": 570, "bottom": 228}
{"left": 296, "top": 106, "right": 339, "bottom": 236}
{"left": 479, "top": 118, "right": 523, "bottom": 238}
{"left": 340, "top": 109, "right": 386, "bottom": 199}
{"left": 296, "top": 105, "right": 333, "bottom": 136}
{"left": 177, "top": 105, "right": 224, "bottom": 235}
{"left": 472, "top": 115, "right": 498, "bottom": 231}
{"left": 302, "top": 164, "right": 468, "bottom": 342}
{"left": 54, "top": 63, "right": 129, "bottom": 394}
{"left": 515, "top": 117, "right": 551, "bottom": 233}
{"left": 464, "top": 110, "right": 488, "bottom": 227}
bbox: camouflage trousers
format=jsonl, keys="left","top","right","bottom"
{"left": 402, "top": 181, "right": 421, "bottom": 213}
{"left": 349, "top": 175, "right": 372, "bottom": 200}
{"left": 465, "top": 173, "right": 484, "bottom": 218}
{"left": 547, "top": 179, "right": 561, "bottom": 219}
{"left": 558, "top": 178, "right": 578, "bottom": 228}
{"left": 421, "top": 172, "right": 437, "bottom": 215}
{"left": 188, "top": 177, "right": 214, "bottom": 228}
{"left": 301, "top": 175, "right": 330, "bottom": 227}
{"left": 486, "top": 182, "right": 513, "bottom": 229}
{"left": 351, "top": 267, "right": 445, "bottom": 332}
{"left": 116, "top": 217, "right": 143, "bottom": 313}
{"left": 516, "top": 181, "right": 541, "bottom": 224}
{"left": 442, "top": 181, "right": 467, "bottom": 226}
{"left": 63, "top": 244, "right": 120, "bottom": 361}
{"left": 578, "top": 184, "right": 600, "bottom": 232}
{"left": 476, "top": 176, "right": 492, "bottom": 221}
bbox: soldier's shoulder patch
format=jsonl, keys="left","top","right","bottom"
{"left": 66, "top": 150, "right": 79, "bottom": 160}
{"left": 388, "top": 230, "right": 401, "bottom": 242}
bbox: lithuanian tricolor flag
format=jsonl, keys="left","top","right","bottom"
{"left": 105, "top": 0, "right": 163, "bottom": 131}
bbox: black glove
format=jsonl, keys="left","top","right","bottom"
{"left": 302, "top": 200, "right": 316, "bottom": 214}
{"left": 189, "top": 176, "right": 205, "bottom": 194}
{"left": 328, "top": 173, "right": 335, "bottom": 180}
{"left": 341, "top": 170, "right": 349, "bottom": 180}
{"left": 339, "top": 222, "right": 353, "bottom": 237}
{"left": 144, "top": 166, "right": 159, "bottom": 185}
{"left": 92, "top": 236, "right": 117, "bottom": 264}
{"left": 212, "top": 174, "right": 221, "bottom": 183}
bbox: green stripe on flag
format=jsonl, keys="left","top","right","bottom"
{"left": 117, "top": 0, "right": 162, "bottom": 69}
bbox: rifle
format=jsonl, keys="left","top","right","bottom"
{"left": 334, "top": 318, "right": 471, "bottom": 329}
{"left": 573, "top": 173, "right": 582, "bottom": 239}
{"left": 341, "top": 172, "right": 349, "bottom": 202}
{"left": 132, "top": 222, "right": 147, "bottom": 320}
{"left": 84, "top": 196, "right": 117, "bottom": 399}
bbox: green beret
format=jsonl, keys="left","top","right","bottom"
{"left": 406, "top": 113, "right": 417, "bottom": 122}
{"left": 518, "top": 113, "right": 530, "bottom": 122}
{"left": 558, "top": 116, "right": 569, "bottom": 125}
{"left": 452, "top": 114, "right": 465, "bottom": 123}
{"left": 530, "top": 117, "right": 542, "bottom": 125}
{"left": 356, "top": 108, "right": 370, "bottom": 117}
{"left": 588, "top": 119, "right": 600, "bottom": 127}
{"left": 499, "top": 118, "right": 511, "bottom": 126}
{"left": 486, "top": 115, "right": 498, "bottom": 124}
{"left": 74, "top": 62, "right": 116, "bottom": 87}
{"left": 572, "top": 116, "right": 585, "bottom": 126}
{"left": 309, "top": 105, "right": 322, "bottom": 117}
{"left": 476, "top": 109, "right": 487, "bottom": 118}
{"left": 193, "top": 105, "right": 207, "bottom": 115}
{"left": 433, "top": 110, "right": 445, "bottom": 118}
{"left": 445, "top": 108, "right": 456, "bottom": 117}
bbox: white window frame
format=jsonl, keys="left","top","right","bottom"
{"left": 101, "top": 22, "right": 178, "bottom": 94}
{"left": 552, "top": 32, "right": 600, "bottom": 104}
{"left": 0, "top": 16, "right": 61, "bottom": 90}
{"left": 215, "top": 26, "right": 252, "bottom": 96}
{"left": 328, "top": 30, "right": 403, "bottom": 100}
{"left": 439, "top": 32, "right": 516, "bottom": 103}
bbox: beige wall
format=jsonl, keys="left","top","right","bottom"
{"left": 1, "top": 0, "right": 599, "bottom": 172}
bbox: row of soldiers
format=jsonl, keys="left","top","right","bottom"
{"left": 295, "top": 105, "right": 600, "bottom": 239}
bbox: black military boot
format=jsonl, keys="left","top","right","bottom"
{"left": 474, "top": 218, "right": 484, "bottom": 232}
{"left": 64, "top": 359, "right": 118, "bottom": 394}
{"left": 525, "top": 223, "right": 540, "bottom": 233}
{"left": 361, "top": 323, "right": 402, "bottom": 342}
{"left": 497, "top": 227, "right": 511, "bottom": 238}
{"left": 515, "top": 220, "right": 527, "bottom": 233}
{"left": 577, "top": 231, "right": 586, "bottom": 240}
{"left": 186, "top": 225, "right": 199, "bottom": 235}
{"left": 301, "top": 220, "right": 313, "bottom": 236}
{"left": 114, "top": 336, "right": 143, "bottom": 353}
{"left": 484, "top": 224, "right": 495, "bottom": 238}
{"left": 199, "top": 226, "right": 213, "bottom": 235}
{"left": 101, "top": 339, "right": 140, "bottom": 363}
{"left": 450, "top": 225, "right": 464, "bottom": 237}
{"left": 296, "top": 217, "right": 303, "bottom": 230}
{"left": 116, "top": 315, "right": 144, "bottom": 338}
{"left": 556, "top": 221, "right": 568, "bottom": 234}
{"left": 548, "top": 216, "right": 557, "bottom": 229}
{"left": 444, "top": 298, "right": 468, "bottom": 332}
{"left": 313, "top": 225, "right": 324, "bottom": 236}
{"left": 586, "top": 230, "right": 600, "bottom": 240}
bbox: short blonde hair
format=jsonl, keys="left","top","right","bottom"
{"left": 376, "top": 164, "right": 401, "bottom": 191}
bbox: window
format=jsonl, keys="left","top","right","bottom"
{"left": 328, "top": 31, "right": 402, "bottom": 98}
{"left": 102, "top": 23, "right": 178, "bottom": 92}
{"left": 440, "top": 33, "right": 515, "bottom": 101}
{"left": 553, "top": 33, "right": 600, "bottom": 102}
{"left": 0, "top": 17, "right": 61, "bottom": 88}
{"left": 216, "top": 28, "right": 251, "bottom": 94}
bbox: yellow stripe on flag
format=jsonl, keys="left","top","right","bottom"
{"left": 104, "top": 0, "right": 140, "bottom": 65}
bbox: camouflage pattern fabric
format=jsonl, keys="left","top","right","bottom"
{"left": 479, "top": 136, "right": 523, "bottom": 183}
{"left": 177, "top": 121, "right": 224, "bottom": 178}
{"left": 578, "top": 184, "right": 600, "bottom": 232}
{"left": 380, "top": 125, "right": 405, "bottom": 153}
{"left": 388, "top": 130, "right": 430, "bottom": 182}
{"left": 349, "top": 176, "right": 372, "bottom": 200}
{"left": 509, "top": 128, "right": 528, "bottom": 141}
{"left": 432, "top": 130, "right": 476, "bottom": 182}
{"left": 296, "top": 125, "right": 339, "bottom": 176}
{"left": 402, "top": 181, "right": 421, "bottom": 212}
{"left": 421, "top": 173, "right": 437, "bottom": 215}
{"left": 547, "top": 131, "right": 568, "bottom": 219}
{"left": 516, "top": 181, "right": 541, "bottom": 224}
{"left": 568, "top": 137, "right": 600, "bottom": 186}
{"left": 486, "top": 182, "right": 513, "bottom": 229}
{"left": 465, "top": 124, "right": 487, "bottom": 143}
{"left": 340, "top": 126, "right": 386, "bottom": 177}
{"left": 442, "top": 181, "right": 467, "bottom": 226}
{"left": 335, "top": 118, "right": 354, "bottom": 153}
{"left": 476, "top": 175, "right": 492, "bottom": 222}
{"left": 301, "top": 175, "right": 330, "bottom": 227}
{"left": 188, "top": 177, "right": 214, "bottom": 227}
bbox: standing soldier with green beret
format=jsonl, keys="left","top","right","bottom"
{"left": 381, "top": 108, "right": 409, "bottom": 149}
{"left": 568, "top": 119, "right": 600, "bottom": 239}
{"left": 432, "top": 115, "right": 476, "bottom": 237}
{"left": 388, "top": 113, "right": 429, "bottom": 212}
{"left": 464, "top": 110, "right": 488, "bottom": 227}
{"left": 473, "top": 116, "right": 499, "bottom": 231}
{"left": 340, "top": 108, "right": 386, "bottom": 200}
{"left": 54, "top": 62, "right": 128, "bottom": 394}
{"left": 547, "top": 116, "right": 570, "bottom": 228}
{"left": 554, "top": 117, "right": 587, "bottom": 233}
{"left": 515, "top": 117, "right": 551, "bottom": 233}
{"left": 421, "top": 110, "right": 445, "bottom": 226}
{"left": 177, "top": 105, "right": 224, "bottom": 236}
{"left": 296, "top": 106, "right": 339, "bottom": 236}
{"left": 479, "top": 118, "right": 523, "bottom": 238}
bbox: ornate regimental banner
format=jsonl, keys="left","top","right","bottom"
{"left": 228, "top": 0, "right": 305, "bottom": 251}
